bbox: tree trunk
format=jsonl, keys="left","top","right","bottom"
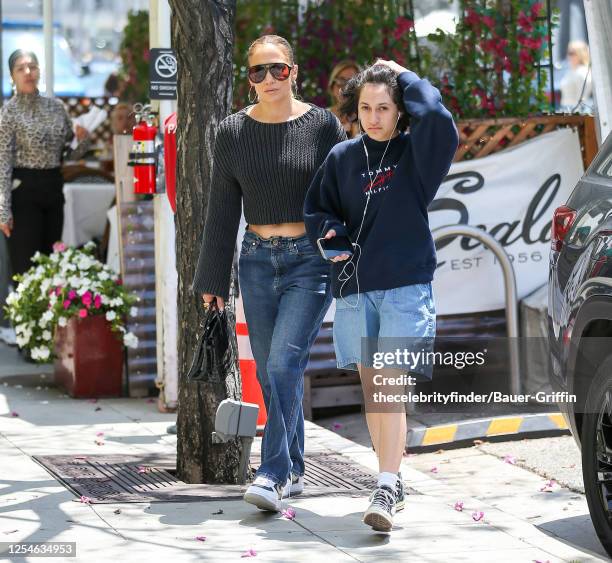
{"left": 169, "top": 0, "right": 242, "bottom": 484}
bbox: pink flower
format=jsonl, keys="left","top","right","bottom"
{"left": 96, "top": 431, "right": 104, "bottom": 437}
{"left": 481, "top": 15, "right": 495, "bottom": 28}
{"left": 10, "top": 411, "right": 19, "bottom": 417}
{"left": 531, "top": 2, "right": 544, "bottom": 17}
{"left": 518, "top": 11, "right": 533, "bottom": 32}
{"left": 68, "top": 290, "right": 77, "bottom": 300}
{"left": 80, "top": 496, "right": 92, "bottom": 504}
{"left": 503, "top": 455, "right": 516, "bottom": 465}
{"left": 241, "top": 549, "right": 257, "bottom": 558}
{"left": 63, "top": 300, "right": 72, "bottom": 310}
{"left": 431, "top": 466, "right": 438, "bottom": 474}
{"left": 454, "top": 501, "right": 464, "bottom": 511}
{"left": 55, "top": 286, "right": 63, "bottom": 296}
{"left": 79, "top": 309, "right": 88, "bottom": 318}
{"left": 282, "top": 507, "right": 296, "bottom": 520}
{"left": 472, "top": 510, "right": 484, "bottom": 521}
{"left": 52, "top": 242, "right": 67, "bottom": 253}
{"left": 82, "top": 291, "right": 92, "bottom": 308}
{"left": 94, "top": 295, "right": 102, "bottom": 309}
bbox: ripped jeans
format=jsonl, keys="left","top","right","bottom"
{"left": 238, "top": 230, "right": 332, "bottom": 485}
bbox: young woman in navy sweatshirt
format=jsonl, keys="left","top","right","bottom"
{"left": 304, "top": 59, "right": 459, "bottom": 531}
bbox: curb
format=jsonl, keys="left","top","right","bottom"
{"left": 406, "top": 412, "right": 569, "bottom": 448}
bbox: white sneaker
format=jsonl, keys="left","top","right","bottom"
{"left": 282, "top": 473, "right": 304, "bottom": 498}
{"left": 363, "top": 485, "right": 396, "bottom": 532}
{"left": 243, "top": 475, "right": 283, "bottom": 512}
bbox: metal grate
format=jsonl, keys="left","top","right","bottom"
{"left": 33, "top": 452, "right": 418, "bottom": 504}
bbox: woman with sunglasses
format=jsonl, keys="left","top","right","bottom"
{"left": 328, "top": 60, "right": 360, "bottom": 138}
{"left": 192, "top": 35, "right": 346, "bottom": 512}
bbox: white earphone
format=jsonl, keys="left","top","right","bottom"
{"left": 338, "top": 112, "right": 401, "bottom": 308}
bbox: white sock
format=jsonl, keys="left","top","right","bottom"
{"left": 377, "top": 471, "right": 397, "bottom": 490}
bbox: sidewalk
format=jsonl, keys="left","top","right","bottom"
{"left": 0, "top": 369, "right": 608, "bottom": 562}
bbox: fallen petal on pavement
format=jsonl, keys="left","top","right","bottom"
{"left": 472, "top": 511, "right": 484, "bottom": 521}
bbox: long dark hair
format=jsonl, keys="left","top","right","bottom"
{"left": 339, "top": 64, "right": 410, "bottom": 131}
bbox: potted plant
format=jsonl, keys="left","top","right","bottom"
{"left": 4, "top": 242, "right": 139, "bottom": 398}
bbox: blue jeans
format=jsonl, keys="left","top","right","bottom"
{"left": 238, "top": 230, "right": 332, "bottom": 485}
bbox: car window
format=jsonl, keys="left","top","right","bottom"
{"left": 596, "top": 153, "right": 612, "bottom": 179}
{"left": 590, "top": 133, "right": 612, "bottom": 180}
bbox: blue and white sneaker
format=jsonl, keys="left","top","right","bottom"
{"left": 243, "top": 475, "right": 283, "bottom": 512}
{"left": 396, "top": 474, "right": 405, "bottom": 511}
{"left": 363, "top": 485, "right": 396, "bottom": 531}
{"left": 282, "top": 473, "right": 304, "bottom": 498}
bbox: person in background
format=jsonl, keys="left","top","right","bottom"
{"left": 192, "top": 35, "right": 346, "bottom": 512}
{"left": 328, "top": 60, "right": 360, "bottom": 138}
{"left": 559, "top": 40, "right": 592, "bottom": 112}
{"left": 0, "top": 50, "right": 90, "bottom": 279}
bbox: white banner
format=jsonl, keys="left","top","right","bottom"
{"left": 430, "top": 128, "right": 584, "bottom": 315}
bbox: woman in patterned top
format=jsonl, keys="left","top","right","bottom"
{"left": 0, "top": 50, "right": 90, "bottom": 277}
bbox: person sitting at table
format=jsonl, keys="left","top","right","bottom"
{"left": 0, "top": 49, "right": 91, "bottom": 278}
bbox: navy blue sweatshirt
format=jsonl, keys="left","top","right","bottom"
{"left": 304, "top": 71, "right": 459, "bottom": 298}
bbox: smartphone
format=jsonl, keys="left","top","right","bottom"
{"left": 316, "top": 235, "right": 354, "bottom": 261}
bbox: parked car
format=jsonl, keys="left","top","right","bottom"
{"left": 2, "top": 20, "right": 85, "bottom": 98}
{"left": 548, "top": 131, "right": 612, "bottom": 556}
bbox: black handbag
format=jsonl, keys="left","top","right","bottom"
{"left": 186, "top": 303, "right": 236, "bottom": 383}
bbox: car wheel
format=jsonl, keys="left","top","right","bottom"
{"left": 582, "top": 353, "right": 612, "bottom": 557}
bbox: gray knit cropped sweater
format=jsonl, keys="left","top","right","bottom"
{"left": 192, "top": 104, "right": 346, "bottom": 299}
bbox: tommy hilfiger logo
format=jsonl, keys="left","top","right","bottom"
{"left": 362, "top": 164, "right": 398, "bottom": 195}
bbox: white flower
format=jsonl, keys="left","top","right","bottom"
{"left": 15, "top": 323, "right": 27, "bottom": 335}
{"left": 123, "top": 332, "right": 138, "bottom": 348}
{"left": 77, "top": 256, "right": 94, "bottom": 271}
{"left": 6, "top": 292, "right": 18, "bottom": 305}
{"left": 38, "top": 317, "right": 48, "bottom": 328}
{"left": 31, "top": 346, "right": 50, "bottom": 361}
{"left": 49, "top": 294, "right": 58, "bottom": 306}
{"left": 77, "top": 286, "right": 89, "bottom": 296}
{"left": 99, "top": 271, "right": 110, "bottom": 281}
{"left": 42, "top": 311, "right": 53, "bottom": 323}
{"left": 16, "top": 335, "right": 30, "bottom": 347}
{"left": 84, "top": 241, "right": 96, "bottom": 251}
{"left": 33, "top": 252, "right": 42, "bottom": 262}
{"left": 15, "top": 315, "right": 22, "bottom": 322}
{"left": 50, "top": 253, "right": 60, "bottom": 263}
{"left": 52, "top": 275, "right": 64, "bottom": 286}
{"left": 58, "top": 316, "right": 67, "bottom": 328}
{"left": 42, "top": 330, "right": 52, "bottom": 341}
{"left": 68, "top": 276, "right": 81, "bottom": 288}
{"left": 105, "top": 311, "right": 117, "bottom": 321}
{"left": 130, "top": 307, "right": 138, "bottom": 317}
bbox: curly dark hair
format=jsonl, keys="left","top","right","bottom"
{"left": 339, "top": 64, "right": 410, "bottom": 131}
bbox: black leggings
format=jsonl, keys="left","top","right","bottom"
{"left": 8, "top": 168, "right": 64, "bottom": 278}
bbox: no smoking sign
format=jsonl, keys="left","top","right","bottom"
{"left": 149, "top": 48, "right": 178, "bottom": 100}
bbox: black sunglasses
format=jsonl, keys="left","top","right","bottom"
{"left": 248, "top": 62, "right": 293, "bottom": 84}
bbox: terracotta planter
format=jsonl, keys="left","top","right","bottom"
{"left": 54, "top": 315, "right": 124, "bottom": 398}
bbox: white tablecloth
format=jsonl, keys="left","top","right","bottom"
{"left": 61, "top": 182, "right": 115, "bottom": 248}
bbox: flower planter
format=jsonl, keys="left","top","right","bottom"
{"left": 54, "top": 315, "right": 124, "bottom": 398}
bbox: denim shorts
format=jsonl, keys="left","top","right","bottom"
{"left": 333, "top": 283, "right": 436, "bottom": 376}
